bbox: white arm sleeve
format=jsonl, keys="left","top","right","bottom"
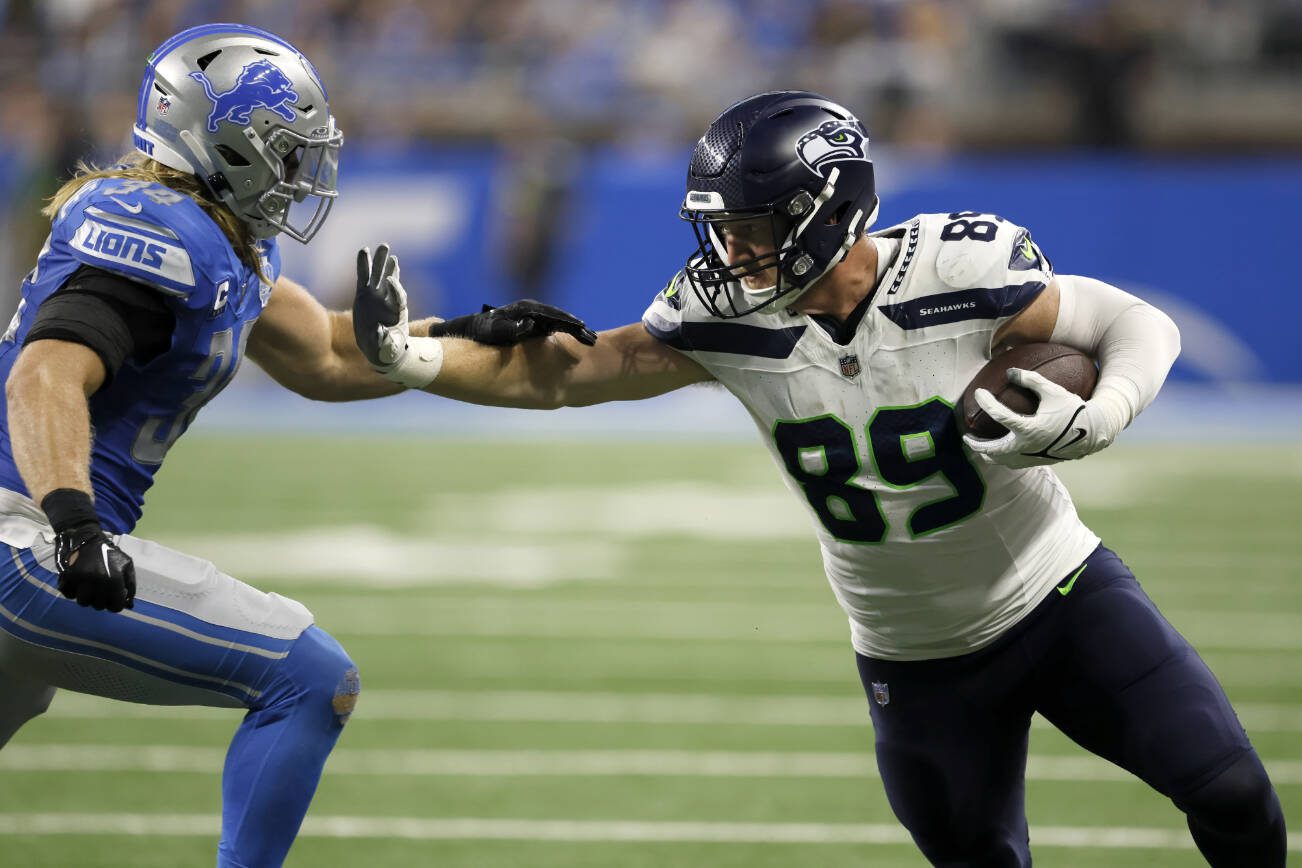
{"left": 1050, "top": 274, "right": 1181, "bottom": 436}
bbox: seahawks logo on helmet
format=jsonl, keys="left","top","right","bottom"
{"left": 796, "top": 120, "right": 869, "bottom": 176}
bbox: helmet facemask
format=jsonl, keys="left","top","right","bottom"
{"left": 251, "top": 122, "right": 342, "bottom": 242}
{"left": 681, "top": 166, "right": 875, "bottom": 319}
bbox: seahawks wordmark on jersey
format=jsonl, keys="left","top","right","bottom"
{"left": 0, "top": 178, "right": 279, "bottom": 533}
{"left": 645, "top": 212, "right": 1098, "bottom": 661}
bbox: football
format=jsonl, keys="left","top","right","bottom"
{"left": 960, "top": 342, "right": 1098, "bottom": 439}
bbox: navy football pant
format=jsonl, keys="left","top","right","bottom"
{"left": 0, "top": 536, "right": 359, "bottom": 868}
{"left": 856, "top": 545, "right": 1285, "bottom": 867}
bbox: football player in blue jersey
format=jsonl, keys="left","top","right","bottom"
{"left": 355, "top": 91, "right": 1285, "bottom": 866}
{"left": 0, "top": 23, "right": 593, "bottom": 868}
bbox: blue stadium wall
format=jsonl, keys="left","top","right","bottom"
{"left": 268, "top": 149, "right": 1297, "bottom": 384}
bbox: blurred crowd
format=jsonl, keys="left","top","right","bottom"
{"left": 0, "top": 0, "right": 1299, "bottom": 281}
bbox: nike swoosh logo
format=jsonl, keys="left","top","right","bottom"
{"left": 109, "top": 197, "right": 143, "bottom": 213}
{"left": 1056, "top": 427, "right": 1088, "bottom": 453}
{"left": 1024, "top": 407, "right": 1088, "bottom": 460}
{"left": 1057, "top": 564, "right": 1087, "bottom": 596}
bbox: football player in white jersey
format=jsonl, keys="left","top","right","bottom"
{"left": 353, "top": 91, "right": 1285, "bottom": 866}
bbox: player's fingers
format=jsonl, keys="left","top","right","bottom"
{"left": 530, "top": 303, "right": 586, "bottom": 327}
{"left": 1007, "top": 368, "right": 1064, "bottom": 398}
{"left": 963, "top": 431, "right": 1017, "bottom": 455}
{"left": 551, "top": 320, "right": 596, "bottom": 345}
{"left": 973, "top": 388, "right": 1027, "bottom": 429}
{"left": 75, "top": 582, "right": 98, "bottom": 609}
{"left": 356, "top": 247, "right": 371, "bottom": 288}
{"left": 370, "top": 244, "right": 391, "bottom": 292}
{"left": 559, "top": 322, "right": 599, "bottom": 346}
{"left": 123, "top": 559, "right": 136, "bottom": 608}
{"left": 384, "top": 275, "right": 407, "bottom": 312}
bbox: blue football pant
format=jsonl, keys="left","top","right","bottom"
{"left": 0, "top": 535, "right": 359, "bottom": 868}
{"left": 856, "top": 545, "right": 1285, "bottom": 867}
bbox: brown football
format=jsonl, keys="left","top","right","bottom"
{"left": 960, "top": 342, "right": 1098, "bottom": 439}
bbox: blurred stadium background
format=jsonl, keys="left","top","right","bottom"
{"left": 0, "top": 1, "right": 1299, "bottom": 865}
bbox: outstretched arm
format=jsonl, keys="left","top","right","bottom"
{"left": 247, "top": 274, "right": 424, "bottom": 401}
{"left": 352, "top": 244, "right": 712, "bottom": 408}
{"left": 429, "top": 323, "right": 713, "bottom": 409}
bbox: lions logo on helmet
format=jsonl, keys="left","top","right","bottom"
{"left": 796, "top": 120, "right": 869, "bottom": 176}
{"left": 190, "top": 60, "right": 300, "bottom": 132}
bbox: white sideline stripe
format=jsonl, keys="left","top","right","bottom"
{"left": 4, "top": 745, "right": 1302, "bottom": 785}
{"left": 0, "top": 812, "right": 1299, "bottom": 850}
{"left": 41, "top": 689, "right": 1302, "bottom": 732}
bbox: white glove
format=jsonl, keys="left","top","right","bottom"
{"left": 962, "top": 368, "right": 1117, "bottom": 468}
{"left": 353, "top": 244, "right": 443, "bottom": 388}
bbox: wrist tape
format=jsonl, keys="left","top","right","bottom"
{"left": 386, "top": 336, "right": 444, "bottom": 388}
{"left": 41, "top": 488, "right": 100, "bottom": 534}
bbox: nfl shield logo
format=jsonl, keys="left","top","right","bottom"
{"left": 156, "top": 95, "right": 171, "bottom": 116}
{"left": 839, "top": 353, "right": 861, "bottom": 379}
{"left": 871, "top": 681, "right": 890, "bottom": 707}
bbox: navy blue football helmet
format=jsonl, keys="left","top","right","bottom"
{"left": 680, "top": 91, "right": 878, "bottom": 318}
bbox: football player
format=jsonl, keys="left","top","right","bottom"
{"left": 0, "top": 23, "right": 592, "bottom": 868}
{"left": 354, "top": 91, "right": 1285, "bottom": 866}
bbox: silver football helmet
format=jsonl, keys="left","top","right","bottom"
{"left": 132, "top": 24, "right": 342, "bottom": 243}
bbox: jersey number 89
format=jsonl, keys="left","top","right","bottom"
{"left": 772, "top": 397, "right": 985, "bottom": 543}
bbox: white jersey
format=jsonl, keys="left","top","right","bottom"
{"left": 643, "top": 212, "right": 1099, "bottom": 661}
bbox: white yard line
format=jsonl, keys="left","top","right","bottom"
{"left": 155, "top": 528, "right": 624, "bottom": 588}
{"left": 0, "top": 811, "right": 1299, "bottom": 851}
{"left": 40, "top": 689, "right": 1302, "bottom": 732}
{"left": 3, "top": 744, "right": 1302, "bottom": 785}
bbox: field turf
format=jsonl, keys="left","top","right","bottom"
{"left": 0, "top": 435, "right": 1298, "bottom": 866}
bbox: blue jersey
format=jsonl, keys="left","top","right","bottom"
{"left": 0, "top": 177, "right": 280, "bottom": 533}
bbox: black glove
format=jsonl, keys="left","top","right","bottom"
{"left": 429, "top": 300, "right": 598, "bottom": 347}
{"left": 42, "top": 489, "right": 136, "bottom": 612}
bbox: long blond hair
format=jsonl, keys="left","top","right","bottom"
{"left": 43, "top": 152, "right": 264, "bottom": 279}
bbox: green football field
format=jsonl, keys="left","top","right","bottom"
{"left": 1, "top": 435, "right": 1298, "bottom": 867}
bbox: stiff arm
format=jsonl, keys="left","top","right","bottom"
{"left": 427, "top": 323, "right": 714, "bottom": 409}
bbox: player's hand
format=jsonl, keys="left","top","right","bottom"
{"left": 962, "top": 368, "right": 1114, "bottom": 468}
{"left": 353, "top": 244, "right": 444, "bottom": 388}
{"left": 53, "top": 525, "right": 136, "bottom": 612}
{"left": 429, "top": 300, "right": 598, "bottom": 347}
{"left": 353, "top": 243, "right": 408, "bottom": 371}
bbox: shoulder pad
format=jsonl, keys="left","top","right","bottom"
{"left": 928, "top": 212, "right": 1046, "bottom": 290}
{"left": 1006, "top": 226, "right": 1050, "bottom": 274}
{"left": 59, "top": 179, "right": 229, "bottom": 297}
{"left": 657, "top": 269, "right": 688, "bottom": 311}
{"left": 643, "top": 268, "right": 699, "bottom": 349}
